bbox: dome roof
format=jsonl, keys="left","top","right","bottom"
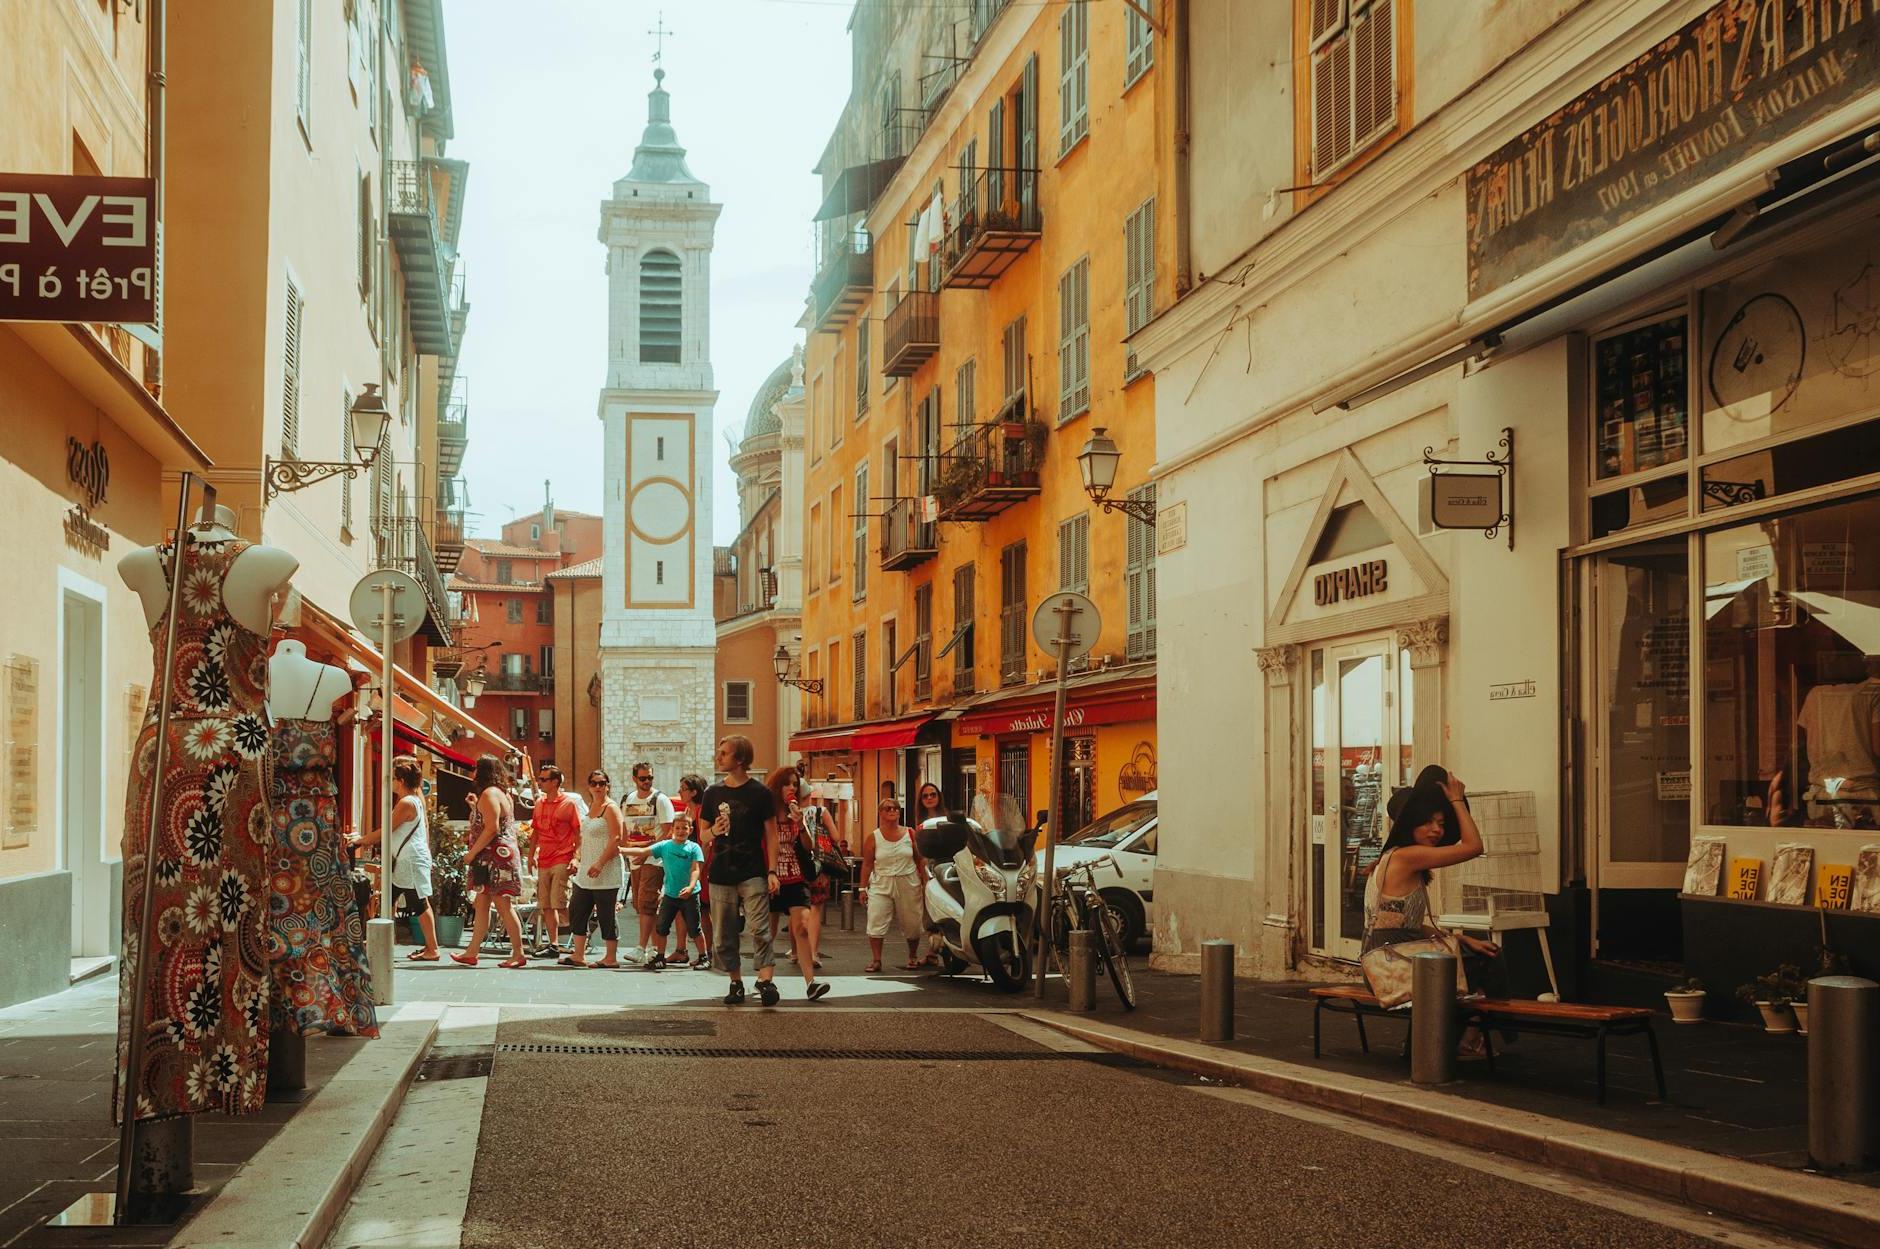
{"left": 624, "top": 70, "right": 702, "bottom": 186}
{"left": 743, "top": 356, "right": 795, "bottom": 442}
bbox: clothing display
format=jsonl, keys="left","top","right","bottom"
{"left": 468, "top": 800, "right": 523, "bottom": 896}
{"left": 265, "top": 694, "right": 378, "bottom": 1037}
{"left": 116, "top": 536, "right": 275, "bottom": 1123}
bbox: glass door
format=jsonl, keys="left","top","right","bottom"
{"left": 1310, "top": 638, "right": 1405, "bottom": 962}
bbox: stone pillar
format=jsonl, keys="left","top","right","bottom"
{"left": 1255, "top": 644, "right": 1298, "bottom": 977}
{"left": 1395, "top": 616, "right": 1448, "bottom": 771}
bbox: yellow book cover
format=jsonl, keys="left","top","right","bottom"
{"left": 1728, "top": 858, "right": 1762, "bottom": 900}
{"left": 1817, "top": 864, "right": 1853, "bottom": 910}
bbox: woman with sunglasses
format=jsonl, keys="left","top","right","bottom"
{"left": 451, "top": 754, "right": 528, "bottom": 968}
{"left": 562, "top": 770, "right": 625, "bottom": 967}
{"left": 912, "top": 782, "right": 946, "bottom": 966}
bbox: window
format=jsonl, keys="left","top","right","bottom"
{"left": 1062, "top": 736, "right": 1097, "bottom": 831}
{"left": 877, "top": 70, "right": 903, "bottom": 159}
{"left": 1002, "top": 316, "right": 1027, "bottom": 407}
{"left": 1058, "top": 513, "right": 1090, "bottom": 595}
{"left": 1058, "top": 257, "right": 1090, "bottom": 420}
{"left": 1126, "top": 0, "right": 1156, "bottom": 87}
{"left": 829, "top": 486, "right": 843, "bottom": 583}
{"left": 1125, "top": 198, "right": 1157, "bottom": 379}
{"left": 356, "top": 170, "right": 373, "bottom": 299}
{"left": 1000, "top": 541, "right": 1028, "bottom": 685}
{"left": 856, "top": 318, "right": 871, "bottom": 416}
{"left": 512, "top": 708, "right": 528, "bottom": 740}
{"left": 536, "top": 597, "right": 550, "bottom": 624}
{"left": 1308, "top": 0, "right": 1398, "bottom": 180}
{"left": 1126, "top": 484, "right": 1158, "bottom": 659}
{"left": 1058, "top": 1, "right": 1089, "bottom": 156}
{"left": 914, "top": 582, "right": 933, "bottom": 699}
{"left": 507, "top": 598, "right": 524, "bottom": 624}
{"left": 639, "top": 249, "right": 682, "bottom": 363}
{"left": 656, "top": 560, "right": 665, "bottom": 585}
{"left": 540, "top": 644, "right": 555, "bottom": 674}
{"left": 955, "top": 359, "right": 978, "bottom": 441}
{"left": 809, "top": 503, "right": 822, "bottom": 589}
{"left": 281, "top": 276, "right": 303, "bottom": 458}
{"left": 724, "top": 680, "right": 753, "bottom": 723}
{"left": 852, "top": 463, "right": 869, "bottom": 600}
{"left": 496, "top": 559, "right": 513, "bottom": 584}
{"left": 953, "top": 563, "right": 977, "bottom": 694}
{"left": 883, "top": 619, "right": 898, "bottom": 714}
{"left": 531, "top": 522, "right": 541, "bottom": 540}
{"left": 852, "top": 631, "right": 867, "bottom": 721}
{"left": 538, "top": 708, "right": 553, "bottom": 741}
{"left": 295, "top": 0, "right": 312, "bottom": 137}
{"left": 1594, "top": 314, "right": 1689, "bottom": 481}
{"left": 501, "top": 652, "right": 527, "bottom": 677}
{"left": 656, "top": 436, "right": 666, "bottom": 461}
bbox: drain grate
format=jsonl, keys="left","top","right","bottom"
{"left": 417, "top": 1044, "right": 494, "bottom": 1081}
{"left": 497, "top": 1043, "right": 1131, "bottom": 1062}
{"left": 576, "top": 1017, "right": 719, "bottom": 1038}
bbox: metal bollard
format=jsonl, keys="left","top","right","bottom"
{"left": 1410, "top": 951, "right": 1459, "bottom": 1085}
{"left": 126, "top": 1116, "right": 193, "bottom": 1202}
{"left": 1200, "top": 940, "right": 1235, "bottom": 1042}
{"left": 1067, "top": 929, "right": 1097, "bottom": 1011}
{"left": 1808, "top": 975, "right": 1878, "bottom": 1171}
{"left": 840, "top": 889, "right": 857, "bottom": 931}
{"left": 266, "top": 1030, "right": 307, "bottom": 1095}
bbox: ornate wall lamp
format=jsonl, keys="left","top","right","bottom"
{"left": 263, "top": 383, "right": 391, "bottom": 499}
{"left": 772, "top": 644, "right": 823, "bottom": 695}
{"left": 1077, "top": 426, "right": 1155, "bottom": 525}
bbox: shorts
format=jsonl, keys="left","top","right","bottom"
{"left": 866, "top": 874, "right": 924, "bottom": 940}
{"left": 393, "top": 887, "right": 431, "bottom": 917}
{"left": 535, "top": 861, "right": 571, "bottom": 912}
{"left": 774, "top": 881, "right": 812, "bottom": 913}
{"left": 654, "top": 891, "right": 701, "bottom": 937}
{"left": 632, "top": 864, "right": 662, "bottom": 915}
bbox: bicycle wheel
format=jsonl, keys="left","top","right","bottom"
{"left": 1091, "top": 898, "right": 1136, "bottom": 1009}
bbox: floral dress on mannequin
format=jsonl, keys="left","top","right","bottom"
{"left": 116, "top": 536, "right": 275, "bottom": 1122}
{"left": 265, "top": 683, "right": 378, "bottom": 1036}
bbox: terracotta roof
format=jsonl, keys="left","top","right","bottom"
{"left": 544, "top": 558, "right": 603, "bottom": 580}
{"left": 448, "top": 578, "right": 547, "bottom": 593}
{"left": 464, "top": 540, "right": 560, "bottom": 559}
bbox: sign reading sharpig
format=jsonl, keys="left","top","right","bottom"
{"left": 0, "top": 174, "right": 157, "bottom": 323}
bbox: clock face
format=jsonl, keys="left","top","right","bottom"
{"left": 1707, "top": 293, "right": 1805, "bottom": 421}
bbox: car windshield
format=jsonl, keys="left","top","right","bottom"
{"left": 1065, "top": 801, "right": 1156, "bottom": 849}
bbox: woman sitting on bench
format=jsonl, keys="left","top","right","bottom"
{"left": 1363, "top": 765, "right": 1507, "bottom": 1056}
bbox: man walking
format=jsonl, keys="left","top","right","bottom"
{"left": 700, "top": 735, "right": 779, "bottom": 1006}
{"left": 619, "top": 762, "right": 675, "bottom": 964}
{"left": 530, "top": 765, "right": 583, "bottom": 958}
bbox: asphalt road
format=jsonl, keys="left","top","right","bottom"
{"left": 433, "top": 1008, "right": 1741, "bottom": 1249}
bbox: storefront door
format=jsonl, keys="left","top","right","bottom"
{"left": 59, "top": 586, "right": 106, "bottom": 957}
{"left": 1309, "top": 637, "right": 1412, "bottom": 962}
{"left": 997, "top": 740, "right": 1030, "bottom": 829}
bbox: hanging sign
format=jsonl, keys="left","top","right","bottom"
{"left": 0, "top": 174, "right": 157, "bottom": 323}
{"left": 1466, "top": 1, "right": 1880, "bottom": 298}
{"left": 1430, "top": 474, "right": 1503, "bottom": 530}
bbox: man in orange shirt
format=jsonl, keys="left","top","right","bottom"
{"left": 530, "top": 765, "right": 584, "bottom": 958}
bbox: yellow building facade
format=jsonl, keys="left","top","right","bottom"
{"left": 795, "top": 1, "right": 1174, "bottom": 839}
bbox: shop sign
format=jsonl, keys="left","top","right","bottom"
{"left": 0, "top": 174, "right": 157, "bottom": 323}
{"left": 1489, "top": 679, "right": 1537, "bottom": 702}
{"left": 63, "top": 506, "right": 108, "bottom": 557}
{"left": 956, "top": 695, "right": 1152, "bottom": 738}
{"left": 1736, "top": 544, "right": 1776, "bottom": 580}
{"left": 1314, "top": 559, "right": 1388, "bottom": 606}
{"left": 67, "top": 437, "right": 109, "bottom": 507}
{"left": 1430, "top": 474, "right": 1503, "bottom": 529}
{"left": 1465, "top": 1, "right": 1880, "bottom": 298}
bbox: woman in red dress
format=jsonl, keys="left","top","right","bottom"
{"left": 451, "top": 755, "right": 528, "bottom": 968}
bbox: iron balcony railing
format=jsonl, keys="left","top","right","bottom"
{"left": 879, "top": 496, "right": 937, "bottom": 571}
{"left": 380, "top": 515, "right": 453, "bottom": 645}
{"left": 811, "top": 227, "right": 873, "bottom": 331}
{"left": 437, "top": 397, "right": 468, "bottom": 478}
{"left": 479, "top": 670, "right": 553, "bottom": 694}
{"left": 942, "top": 166, "right": 1043, "bottom": 290}
{"left": 386, "top": 160, "right": 455, "bottom": 356}
{"left": 882, "top": 290, "right": 940, "bottom": 377}
{"left": 932, "top": 404, "right": 1045, "bottom": 522}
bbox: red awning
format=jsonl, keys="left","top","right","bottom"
{"left": 370, "top": 723, "right": 476, "bottom": 769}
{"left": 849, "top": 713, "right": 934, "bottom": 751}
{"left": 787, "top": 727, "right": 857, "bottom": 755}
{"left": 952, "top": 690, "right": 1154, "bottom": 738}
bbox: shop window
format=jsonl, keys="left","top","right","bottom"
{"left": 1598, "top": 542, "right": 1690, "bottom": 865}
{"left": 1702, "top": 493, "right": 1880, "bottom": 830}
{"left": 1699, "top": 418, "right": 1880, "bottom": 514}
{"left": 998, "top": 741, "right": 1030, "bottom": 827}
{"left": 1594, "top": 315, "right": 1689, "bottom": 480}
{"left": 1060, "top": 736, "right": 1095, "bottom": 832}
{"left": 1591, "top": 474, "right": 1688, "bottom": 541}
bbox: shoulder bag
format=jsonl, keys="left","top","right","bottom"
{"left": 1358, "top": 848, "right": 1467, "bottom": 1008}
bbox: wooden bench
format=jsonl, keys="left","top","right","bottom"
{"left": 1308, "top": 986, "right": 1667, "bottom": 1105}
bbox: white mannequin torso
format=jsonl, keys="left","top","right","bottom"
{"left": 119, "top": 505, "right": 299, "bottom": 635}
{"left": 268, "top": 641, "right": 349, "bottom": 723}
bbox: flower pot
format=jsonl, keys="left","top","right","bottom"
{"left": 435, "top": 915, "right": 465, "bottom": 949}
{"left": 1791, "top": 1000, "right": 1809, "bottom": 1034}
{"left": 1001, "top": 421, "right": 1026, "bottom": 440}
{"left": 1754, "top": 1001, "right": 1795, "bottom": 1033}
{"left": 1664, "top": 990, "right": 1706, "bottom": 1023}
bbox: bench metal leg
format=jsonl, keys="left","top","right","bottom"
{"left": 1354, "top": 1008, "right": 1370, "bottom": 1055}
{"left": 1595, "top": 1027, "right": 1608, "bottom": 1106}
{"left": 1643, "top": 1022, "right": 1667, "bottom": 1102}
{"left": 1477, "top": 1013, "right": 1498, "bottom": 1075}
{"left": 1313, "top": 1001, "right": 1323, "bottom": 1059}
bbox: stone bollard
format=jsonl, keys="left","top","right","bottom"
{"left": 1410, "top": 951, "right": 1459, "bottom": 1085}
{"left": 1200, "top": 940, "right": 1235, "bottom": 1042}
{"left": 1808, "top": 975, "right": 1878, "bottom": 1171}
{"left": 127, "top": 1117, "right": 193, "bottom": 1206}
{"left": 1067, "top": 929, "right": 1097, "bottom": 1011}
{"left": 840, "top": 889, "right": 857, "bottom": 931}
{"left": 266, "top": 1030, "right": 307, "bottom": 1097}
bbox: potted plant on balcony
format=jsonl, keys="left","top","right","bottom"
{"left": 1663, "top": 977, "right": 1706, "bottom": 1024}
{"left": 933, "top": 458, "right": 982, "bottom": 511}
{"left": 1019, "top": 419, "right": 1049, "bottom": 486}
{"left": 1737, "top": 964, "right": 1806, "bottom": 1033}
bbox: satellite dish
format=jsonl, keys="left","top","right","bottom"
{"left": 348, "top": 568, "right": 425, "bottom": 644}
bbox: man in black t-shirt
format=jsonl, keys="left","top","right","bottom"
{"left": 699, "top": 735, "right": 780, "bottom": 1005}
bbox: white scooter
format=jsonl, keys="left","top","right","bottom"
{"left": 916, "top": 798, "right": 1040, "bottom": 992}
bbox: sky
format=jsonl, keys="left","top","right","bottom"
{"left": 445, "top": 0, "right": 855, "bottom": 544}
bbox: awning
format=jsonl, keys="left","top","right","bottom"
{"left": 369, "top": 723, "right": 476, "bottom": 769}
{"left": 788, "top": 727, "right": 856, "bottom": 755}
{"left": 947, "top": 669, "right": 1156, "bottom": 738}
{"left": 850, "top": 713, "right": 934, "bottom": 751}
{"left": 812, "top": 156, "right": 907, "bottom": 221}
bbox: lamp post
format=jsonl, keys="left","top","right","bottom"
{"left": 773, "top": 644, "right": 824, "bottom": 695}
{"left": 460, "top": 660, "right": 487, "bottom": 709}
{"left": 1077, "top": 426, "right": 1155, "bottom": 525}
{"left": 264, "top": 384, "right": 392, "bottom": 499}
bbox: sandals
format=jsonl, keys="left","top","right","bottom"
{"left": 407, "top": 951, "right": 441, "bottom": 962}
{"left": 448, "top": 952, "right": 478, "bottom": 967}
{"left": 863, "top": 961, "right": 882, "bottom": 973}
{"left": 498, "top": 956, "right": 528, "bottom": 969}
{"left": 593, "top": 960, "right": 620, "bottom": 969}
{"left": 903, "top": 959, "right": 921, "bottom": 970}
{"left": 557, "top": 956, "right": 588, "bottom": 968}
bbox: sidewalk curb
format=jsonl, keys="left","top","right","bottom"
{"left": 1026, "top": 1011, "right": 1880, "bottom": 1249}
{"left": 170, "top": 1003, "right": 444, "bottom": 1249}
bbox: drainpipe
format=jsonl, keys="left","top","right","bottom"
{"left": 1172, "top": 0, "right": 1192, "bottom": 296}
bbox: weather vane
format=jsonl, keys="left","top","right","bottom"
{"left": 648, "top": 11, "right": 673, "bottom": 68}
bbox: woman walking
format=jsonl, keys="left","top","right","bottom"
{"left": 562, "top": 770, "right": 624, "bottom": 968}
{"left": 860, "top": 796, "right": 927, "bottom": 972}
{"left": 768, "top": 767, "right": 830, "bottom": 999}
{"left": 451, "top": 755, "right": 528, "bottom": 968}
{"left": 348, "top": 755, "right": 439, "bottom": 960}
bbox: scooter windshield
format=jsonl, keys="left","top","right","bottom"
{"left": 967, "top": 823, "right": 1036, "bottom": 868}
{"left": 915, "top": 814, "right": 973, "bottom": 862}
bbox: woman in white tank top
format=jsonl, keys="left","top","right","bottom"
{"left": 564, "top": 770, "right": 625, "bottom": 967}
{"left": 859, "top": 798, "right": 927, "bottom": 971}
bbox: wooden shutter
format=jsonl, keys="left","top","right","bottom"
{"left": 296, "top": 0, "right": 312, "bottom": 128}
{"left": 1312, "top": 0, "right": 1395, "bottom": 179}
{"left": 987, "top": 97, "right": 1006, "bottom": 213}
{"left": 1126, "top": 485, "right": 1158, "bottom": 659}
{"left": 281, "top": 278, "right": 303, "bottom": 458}
{"left": 1058, "top": 513, "right": 1088, "bottom": 595}
{"left": 1001, "top": 541, "right": 1027, "bottom": 683}
{"left": 357, "top": 171, "right": 373, "bottom": 297}
{"left": 1126, "top": 1, "right": 1156, "bottom": 85}
{"left": 1058, "top": 3, "right": 1089, "bottom": 156}
{"left": 853, "top": 463, "right": 868, "bottom": 598}
{"left": 1125, "top": 199, "right": 1156, "bottom": 375}
{"left": 1003, "top": 316, "right": 1026, "bottom": 404}
{"left": 1058, "top": 261, "right": 1089, "bottom": 417}
{"left": 1312, "top": 26, "right": 1353, "bottom": 179}
{"left": 1352, "top": 0, "right": 1397, "bottom": 150}
{"left": 1019, "top": 55, "right": 1038, "bottom": 215}
{"left": 853, "top": 631, "right": 867, "bottom": 721}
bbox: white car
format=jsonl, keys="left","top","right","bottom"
{"left": 1042, "top": 791, "right": 1157, "bottom": 951}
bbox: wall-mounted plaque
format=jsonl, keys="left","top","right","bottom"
{"left": 2, "top": 656, "right": 38, "bottom": 850}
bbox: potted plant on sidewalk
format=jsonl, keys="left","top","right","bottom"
{"left": 1736, "top": 964, "right": 1805, "bottom": 1033}
{"left": 429, "top": 802, "right": 470, "bottom": 949}
{"left": 1664, "top": 977, "right": 1706, "bottom": 1023}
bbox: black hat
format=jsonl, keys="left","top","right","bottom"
{"left": 1383, "top": 764, "right": 1462, "bottom": 850}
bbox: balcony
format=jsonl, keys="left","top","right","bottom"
{"left": 811, "top": 229, "right": 873, "bottom": 333}
{"left": 435, "top": 269, "right": 470, "bottom": 406}
{"left": 437, "top": 397, "right": 468, "bottom": 478}
{"left": 933, "top": 399, "right": 1046, "bottom": 522}
{"left": 879, "top": 496, "right": 936, "bottom": 571}
{"left": 479, "top": 670, "right": 553, "bottom": 695}
{"left": 882, "top": 290, "right": 940, "bottom": 377}
{"left": 941, "top": 167, "right": 1043, "bottom": 290}
{"left": 387, "top": 160, "right": 457, "bottom": 357}
{"left": 432, "top": 507, "right": 465, "bottom": 575}
{"left": 380, "top": 516, "right": 454, "bottom": 645}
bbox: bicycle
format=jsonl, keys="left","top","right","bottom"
{"left": 1044, "top": 856, "right": 1135, "bottom": 1009}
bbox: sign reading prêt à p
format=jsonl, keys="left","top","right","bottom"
{"left": 0, "top": 174, "right": 157, "bottom": 324}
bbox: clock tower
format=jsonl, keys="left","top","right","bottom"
{"left": 596, "top": 69, "right": 721, "bottom": 784}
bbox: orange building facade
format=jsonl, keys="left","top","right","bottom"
{"left": 795, "top": 0, "right": 1171, "bottom": 831}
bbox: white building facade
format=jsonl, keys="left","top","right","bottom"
{"left": 1145, "top": 0, "right": 1880, "bottom": 1009}
{"left": 596, "top": 70, "right": 722, "bottom": 784}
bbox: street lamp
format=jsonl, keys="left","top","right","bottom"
{"left": 1077, "top": 426, "right": 1155, "bottom": 525}
{"left": 773, "top": 644, "right": 824, "bottom": 695}
{"left": 264, "top": 383, "right": 392, "bottom": 499}
{"left": 460, "top": 660, "right": 487, "bottom": 708}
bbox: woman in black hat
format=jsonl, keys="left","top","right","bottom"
{"left": 1365, "top": 765, "right": 1500, "bottom": 961}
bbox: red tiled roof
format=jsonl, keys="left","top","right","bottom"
{"left": 544, "top": 558, "right": 602, "bottom": 580}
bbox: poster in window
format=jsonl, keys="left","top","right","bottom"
{"left": 1726, "top": 857, "right": 1762, "bottom": 900}
{"left": 1853, "top": 846, "right": 1880, "bottom": 914}
{"left": 1595, "top": 318, "right": 1687, "bottom": 480}
{"left": 1816, "top": 864, "right": 1852, "bottom": 911}
{"left": 1681, "top": 836, "right": 1725, "bottom": 897}
{"left": 1766, "top": 843, "right": 1813, "bottom": 906}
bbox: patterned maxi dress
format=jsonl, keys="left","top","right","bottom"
{"left": 116, "top": 536, "right": 275, "bottom": 1123}
{"left": 266, "top": 708, "right": 378, "bottom": 1036}
{"left": 467, "top": 800, "right": 523, "bottom": 896}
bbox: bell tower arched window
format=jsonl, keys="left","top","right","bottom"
{"left": 639, "top": 249, "right": 683, "bottom": 363}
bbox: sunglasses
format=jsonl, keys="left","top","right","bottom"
{"left": 589, "top": 777, "right": 610, "bottom": 786}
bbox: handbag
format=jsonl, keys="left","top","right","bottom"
{"left": 1359, "top": 932, "right": 1466, "bottom": 1008}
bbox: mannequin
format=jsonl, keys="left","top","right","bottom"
{"left": 120, "top": 505, "right": 299, "bottom": 634}
{"left": 268, "top": 641, "right": 351, "bottom": 724}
